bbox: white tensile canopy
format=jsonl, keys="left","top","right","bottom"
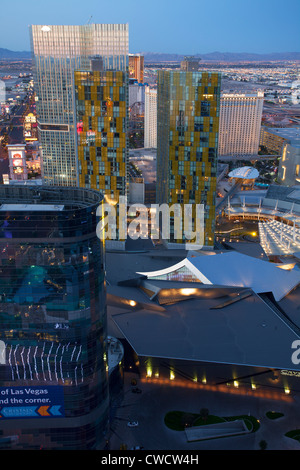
{"left": 138, "top": 251, "right": 300, "bottom": 302}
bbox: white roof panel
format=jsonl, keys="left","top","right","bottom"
{"left": 228, "top": 166, "right": 259, "bottom": 180}
{"left": 138, "top": 251, "right": 300, "bottom": 301}
{"left": 188, "top": 252, "right": 300, "bottom": 301}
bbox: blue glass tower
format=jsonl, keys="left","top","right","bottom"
{"left": 0, "top": 186, "right": 108, "bottom": 449}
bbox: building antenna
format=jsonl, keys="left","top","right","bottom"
{"left": 86, "top": 16, "right": 93, "bottom": 24}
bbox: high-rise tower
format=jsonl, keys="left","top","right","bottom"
{"left": 75, "top": 66, "right": 129, "bottom": 248}
{"left": 144, "top": 86, "right": 157, "bottom": 148}
{"left": 218, "top": 91, "right": 264, "bottom": 158}
{"left": 0, "top": 186, "right": 108, "bottom": 449}
{"left": 29, "top": 24, "right": 129, "bottom": 186}
{"left": 156, "top": 70, "right": 221, "bottom": 248}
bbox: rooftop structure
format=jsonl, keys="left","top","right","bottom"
{"left": 261, "top": 127, "right": 300, "bottom": 147}
{"left": 137, "top": 251, "right": 300, "bottom": 301}
{"left": 266, "top": 184, "right": 300, "bottom": 202}
{"left": 0, "top": 203, "right": 64, "bottom": 211}
{"left": 109, "top": 280, "right": 300, "bottom": 370}
{"left": 228, "top": 166, "right": 259, "bottom": 180}
{"left": 225, "top": 185, "right": 300, "bottom": 227}
{"left": 105, "top": 247, "right": 300, "bottom": 397}
{"left": 0, "top": 184, "right": 102, "bottom": 208}
{"left": 259, "top": 219, "right": 300, "bottom": 257}
{"left": 227, "top": 166, "right": 259, "bottom": 190}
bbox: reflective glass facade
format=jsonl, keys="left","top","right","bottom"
{"left": 0, "top": 186, "right": 108, "bottom": 449}
{"left": 129, "top": 54, "right": 144, "bottom": 83}
{"left": 157, "top": 71, "right": 221, "bottom": 247}
{"left": 75, "top": 70, "right": 128, "bottom": 242}
{"left": 29, "top": 24, "right": 129, "bottom": 187}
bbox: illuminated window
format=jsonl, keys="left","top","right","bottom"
{"left": 282, "top": 146, "right": 287, "bottom": 162}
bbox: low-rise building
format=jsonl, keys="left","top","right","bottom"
{"left": 106, "top": 249, "right": 300, "bottom": 399}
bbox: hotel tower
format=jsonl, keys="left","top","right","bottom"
{"left": 156, "top": 70, "right": 221, "bottom": 248}
{"left": 0, "top": 186, "right": 108, "bottom": 449}
{"left": 29, "top": 24, "right": 129, "bottom": 187}
{"left": 218, "top": 91, "right": 264, "bottom": 158}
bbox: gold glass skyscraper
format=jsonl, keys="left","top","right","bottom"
{"left": 75, "top": 67, "right": 128, "bottom": 246}
{"left": 156, "top": 70, "right": 221, "bottom": 248}
{"left": 29, "top": 24, "right": 129, "bottom": 187}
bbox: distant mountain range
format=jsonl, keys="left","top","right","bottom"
{"left": 0, "top": 47, "right": 299, "bottom": 62}
{"left": 0, "top": 48, "right": 31, "bottom": 59}
{"left": 142, "top": 51, "right": 300, "bottom": 62}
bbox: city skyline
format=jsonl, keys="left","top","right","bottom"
{"left": 0, "top": 0, "right": 300, "bottom": 55}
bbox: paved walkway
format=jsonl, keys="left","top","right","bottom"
{"left": 108, "top": 372, "right": 300, "bottom": 451}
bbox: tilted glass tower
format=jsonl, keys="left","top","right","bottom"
{"left": 0, "top": 186, "right": 108, "bottom": 449}
{"left": 157, "top": 70, "right": 221, "bottom": 248}
{"left": 75, "top": 66, "right": 128, "bottom": 247}
{"left": 29, "top": 24, "right": 129, "bottom": 187}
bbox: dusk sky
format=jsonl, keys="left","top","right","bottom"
{"left": 1, "top": 0, "right": 300, "bottom": 54}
